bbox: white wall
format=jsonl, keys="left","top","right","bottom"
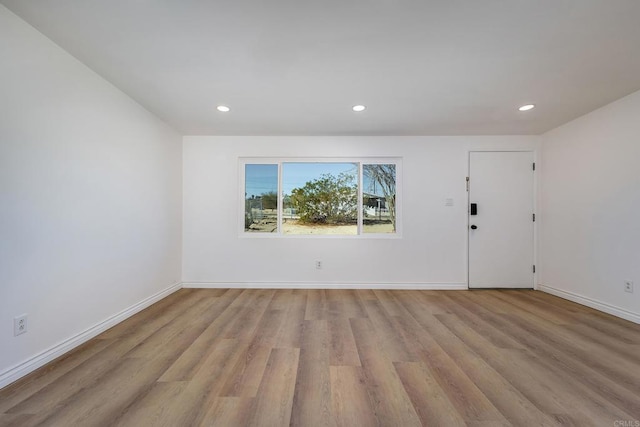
{"left": 539, "top": 89, "right": 640, "bottom": 323}
{"left": 0, "top": 6, "right": 183, "bottom": 386}
{"left": 183, "top": 136, "right": 538, "bottom": 287}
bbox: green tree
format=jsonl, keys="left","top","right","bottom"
{"left": 261, "top": 191, "right": 278, "bottom": 210}
{"left": 290, "top": 172, "right": 357, "bottom": 224}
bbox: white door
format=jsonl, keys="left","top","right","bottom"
{"left": 468, "top": 151, "right": 534, "bottom": 288}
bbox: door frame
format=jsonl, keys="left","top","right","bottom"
{"left": 466, "top": 150, "right": 538, "bottom": 290}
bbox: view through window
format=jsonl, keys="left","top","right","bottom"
{"left": 243, "top": 159, "right": 399, "bottom": 236}
{"left": 363, "top": 164, "right": 396, "bottom": 234}
{"left": 244, "top": 164, "right": 278, "bottom": 233}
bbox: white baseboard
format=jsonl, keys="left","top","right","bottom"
{"left": 538, "top": 284, "right": 640, "bottom": 324}
{"left": 182, "top": 281, "right": 468, "bottom": 290}
{"left": 0, "top": 282, "right": 182, "bottom": 390}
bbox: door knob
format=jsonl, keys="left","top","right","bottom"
{"left": 470, "top": 225, "right": 478, "bottom": 229}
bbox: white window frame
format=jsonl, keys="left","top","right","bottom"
{"left": 239, "top": 157, "right": 402, "bottom": 238}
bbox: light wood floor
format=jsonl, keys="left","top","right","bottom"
{"left": 1, "top": 289, "right": 639, "bottom": 426}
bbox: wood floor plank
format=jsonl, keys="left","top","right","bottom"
{"left": 222, "top": 289, "right": 275, "bottom": 340}
{"left": 457, "top": 291, "right": 640, "bottom": 419}
{"left": 198, "top": 397, "right": 253, "bottom": 427}
{"left": 326, "top": 289, "right": 346, "bottom": 319}
{"left": 220, "top": 308, "right": 286, "bottom": 397}
{"left": 155, "top": 305, "right": 242, "bottom": 382}
{"left": 2, "top": 288, "right": 639, "bottom": 426}
{"left": 267, "top": 288, "right": 294, "bottom": 310}
{"left": 330, "top": 289, "right": 368, "bottom": 318}
{"left": 96, "top": 289, "right": 201, "bottom": 340}
{"left": 560, "top": 323, "right": 640, "bottom": 363}
{"left": 0, "top": 413, "right": 35, "bottom": 427}
{"left": 439, "top": 292, "right": 526, "bottom": 350}
{"left": 123, "top": 293, "right": 222, "bottom": 359}
{"left": 246, "top": 347, "right": 300, "bottom": 427}
{"left": 516, "top": 290, "right": 640, "bottom": 342}
{"left": 157, "top": 288, "right": 248, "bottom": 381}
{"left": 432, "top": 314, "right": 571, "bottom": 426}
{"left": 305, "top": 289, "right": 329, "bottom": 320}
{"left": 390, "top": 312, "right": 510, "bottom": 425}
{"left": 479, "top": 291, "right": 640, "bottom": 396}
{"left": 5, "top": 340, "right": 124, "bottom": 415}
{"left": 328, "top": 318, "right": 361, "bottom": 366}
{"left": 372, "top": 289, "right": 408, "bottom": 316}
{"left": 502, "top": 311, "right": 640, "bottom": 405}
{"left": 439, "top": 294, "right": 625, "bottom": 425}
{"left": 349, "top": 317, "right": 422, "bottom": 427}
{"left": 112, "top": 381, "right": 188, "bottom": 427}
{"left": 394, "top": 361, "right": 467, "bottom": 426}
{"left": 290, "top": 320, "right": 333, "bottom": 427}
{"left": 330, "top": 366, "right": 377, "bottom": 427}
{"left": 152, "top": 338, "right": 246, "bottom": 426}
{"left": 20, "top": 357, "right": 174, "bottom": 427}
{"left": 536, "top": 290, "right": 640, "bottom": 329}
{"left": 273, "top": 290, "right": 307, "bottom": 348}
{"left": 414, "top": 290, "right": 459, "bottom": 314}
{"left": 492, "top": 290, "right": 577, "bottom": 325}
{"left": 574, "top": 311, "right": 640, "bottom": 344}
{"left": 360, "top": 298, "right": 417, "bottom": 362}
{"left": 0, "top": 338, "right": 114, "bottom": 414}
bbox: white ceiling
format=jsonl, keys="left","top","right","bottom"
{"left": 3, "top": 0, "right": 640, "bottom": 136}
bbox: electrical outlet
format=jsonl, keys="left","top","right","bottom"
{"left": 315, "top": 260, "right": 323, "bottom": 270}
{"left": 624, "top": 280, "right": 634, "bottom": 293}
{"left": 14, "top": 314, "right": 27, "bottom": 336}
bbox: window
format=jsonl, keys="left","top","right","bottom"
{"left": 244, "top": 164, "right": 278, "bottom": 233}
{"left": 362, "top": 163, "right": 396, "bottom": 234}
{"left": 241, "top": 158, "right": 400, "bottom": 237}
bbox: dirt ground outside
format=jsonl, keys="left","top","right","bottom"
{"left": 282, "top": 220, "right": 394, "bottom": 234}
{"left": 247, "top": 217, "right": 394, "bottom": 234}
{"left": 282, "top": 220, "right": 357, "bottom": 235}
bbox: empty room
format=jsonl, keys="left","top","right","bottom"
{"left": 1, "top": 1, "right": 639, "bottom": 426}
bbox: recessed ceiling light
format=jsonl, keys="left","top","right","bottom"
{"left": 352, "top": 105, "right": 366, "bottom": 112}
{"left": 518, "top": 104, "right": 535, "bottom": 111}
{"left": 217, "top": 105, "right": 230, "bottom": 112}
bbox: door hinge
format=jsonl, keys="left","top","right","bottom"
{"left": 533, "top": 213, "right": 536, "bottom": 222}
{"left": 466, "top": 176, "right": 469, "bottom": 192}
{"left": 533, "top": 265, "right": 536, "bottom": 273}
{"left": 533, "top": 162, "right": 536, "bottom": 171}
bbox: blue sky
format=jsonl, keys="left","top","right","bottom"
{"left": 282, "top": 162, "right": 357, "bottom": 195}
{"left": 245, "top": 162, "right": 357, "bottom": 198}
{"left": 245, "top": 162, "right": 392, "bottom": 198}
{"left": 244, "top": 164, "right": 278, "bottom": 198}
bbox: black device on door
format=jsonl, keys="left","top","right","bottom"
{"left": 470, "top": 203, "right": 478, "bottom": 215}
